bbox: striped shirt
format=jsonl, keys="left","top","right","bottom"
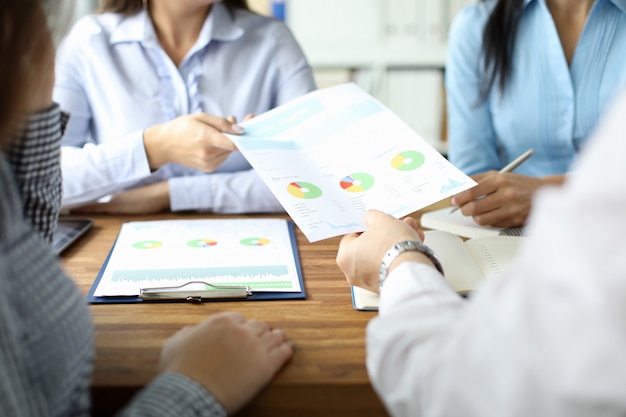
{"left": 0, "top": 105, "right": 226, "bottom": 417}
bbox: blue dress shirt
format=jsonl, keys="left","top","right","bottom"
{"left": 446, "top": 0, "right": 626, "bottom": 176}
{"left": 54, "top": 3, "right": 316, "bottom": 212}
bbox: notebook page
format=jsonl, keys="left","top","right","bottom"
{"left": 423, "top": 230, "right": 485, "bottom": 293}
{"left": 464, "top": 236, "right": 526, "bottom": 279}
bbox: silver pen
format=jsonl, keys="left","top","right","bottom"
{"left": 450, "top": 149, "right": 534, "bottom": 213}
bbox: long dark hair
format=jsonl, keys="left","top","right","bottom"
{"left": 0, "top": 0, "right": 62, "bottom": 146}
{"left": 480, "top": 0, "right": 525, "bottom": 100}
{"left": 99, "top": 0, "right": 250, "bottom": 15}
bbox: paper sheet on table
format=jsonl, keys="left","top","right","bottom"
{"left": 227, "top": 83, "right": 476, "bottom": 242}
{"left": 93, "top": 218, "right": 302, "bottom": 297}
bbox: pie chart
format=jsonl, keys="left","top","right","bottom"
{"left": 132, "top": 240, "right": 163, "bottom": 249}
{"left": 240, "top": 237, "right": 271, "bottom": 246}
{"left": 340, "top": 173, "right": 375, "bottom": 192}
{"left": 187, "top": 239, "right": 218, "bottom": 248}
{"left": 391, "top": 150, "right": 425, "bottom": 171}
{"left": 287, "top": 181, "right": 323, "bottom": 199}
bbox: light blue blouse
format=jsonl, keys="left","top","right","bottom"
{"left": 446, "top": 0, "right": 626, "bottom": 176}
{"left": 54, "top": 3, "right": 316, "bottom": 212}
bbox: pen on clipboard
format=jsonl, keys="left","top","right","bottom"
{"left": 140, "top": 281, "right": 252, "bottom": 303}
{"left": 450, "top": 149, "right": 534, "bottom": 214}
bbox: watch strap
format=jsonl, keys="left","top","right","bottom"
{"left": 379, "top": 240, "right": 444, "bottom": 290}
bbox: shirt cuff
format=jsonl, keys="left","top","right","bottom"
{"left": 378, "top": 262, "right": 461, "bottom": 315}
{"left": 123, "top": 372, "right": 226, "bottom": 417}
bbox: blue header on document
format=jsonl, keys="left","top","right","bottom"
{"left": 237, "top": 99, "right": 384, "bottom": 150}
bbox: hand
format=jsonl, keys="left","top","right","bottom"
{"left": 143, "top": 113, "right": 243, "bottom": 172}
{"left": 70, "top": 182, "right": 170, "bottom": 214}
{"left": 336, "top": 210, "right": 424, "bottom": 293}
{"left": 227, "top": 113, "right": 255, "bottom": 123}
{"left": 159, "top": 312, "right": 293, "bottom": 414}
{"left": 451, "top": 172, "right": 564, "bottom": 228}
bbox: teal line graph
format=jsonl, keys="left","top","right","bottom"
{"left": 111, "top": 265, "right": 290, "bottom": 284}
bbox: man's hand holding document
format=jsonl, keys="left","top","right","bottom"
{"left": 227, "top": 83, "right": 476, "bottom": 242}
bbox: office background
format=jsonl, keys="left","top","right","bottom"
{"left": 72, "top": 0, "right": 477, "bottom": 153}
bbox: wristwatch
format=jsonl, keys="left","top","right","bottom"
{"left": 379, "top": 240, "right": 444, "bottom": 291}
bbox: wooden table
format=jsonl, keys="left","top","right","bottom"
{"left": 61, "top": 212, "right": 391, "bottom": 417}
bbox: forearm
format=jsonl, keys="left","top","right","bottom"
{"left": 6, "top": 104, "right": 67, "bottom": 242}
{"left": 367, "top": 263, "right": 465, "bottom": 416}
{"left": 169, "top": 170, "right": 284, "bottom": 213}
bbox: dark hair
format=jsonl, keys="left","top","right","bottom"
{"left": 480, "top": 0, "right": 525, "bottom": 100}
{"left": 99, "top": 0, "right": 250, "bottom": 15}
{"left": 0, "top": 0, "right": 53, "bottom": 146}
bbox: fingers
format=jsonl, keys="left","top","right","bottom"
{"left": 194, "top": 113, "right": 244, "bottom": 135}
{"left": 246, "top": 320, "right": 293, "bottom": 368}
{"left": 261, "top": 327, "right": 294, "bottom": 370}
{"left": 401, "top": 216, "right": 419, "bottom": 230}
{"left": 452, "top": 171, "right": 499, "bottom": 207}
{"left": 364, "top": 209, "right": 387, "bottom": 225}
{"left": 246, "top": 319, "right": 272, "bottom": 336}
{"left": 245, "top": 320, "right": 289, "bottom": 348}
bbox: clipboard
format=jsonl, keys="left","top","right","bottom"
{"left": 86, "top": 218, "right": 306, "bottom": 304}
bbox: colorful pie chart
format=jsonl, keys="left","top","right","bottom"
{"left": 286, "top": 181, "right": 323, "bottom": 199}
{"left": 391, "top": 150, "right": 425, "bottom": 171}
{"left": 187, "top": 239, "right": 218, "bottom": 248}
{"left": 132, "top": 240, "right": 163, "bottom": 249}
{"left": 240, "top": 237, "right": 271, "bottom": 246}
{"left": 340, "top": 173, "right": 375, "bottom": 192}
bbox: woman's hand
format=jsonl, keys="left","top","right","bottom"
{"left": 452, "top": 172, "right": 565, "bottom": 228}
{"left": 143, "top": 113, "right": 243, "bottom": 172}
{"left": 159, "top": 312, "right": 293, "bottom": 414}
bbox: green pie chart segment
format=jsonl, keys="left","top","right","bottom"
{"left": 391, "top": 150, "right": 425, "bottom": 171}
{"left": 187, "top": 239, "right": 218, "bottom": 248}
{"left": 287, "top": 181, "right": 323, "bottom": 199}
{"left": 240, "top": 237, "right": 271, "bottom": 246}
{"left": 132, "top": 240, "right": 163, "bottom": 249}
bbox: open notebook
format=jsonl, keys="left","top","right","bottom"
{"left": 352, "top": 230, "right": 526, "bottom": 310}
{"left": 420, "top": 206, "right": 526, "bottom": 239}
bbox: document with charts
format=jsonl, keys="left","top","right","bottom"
{"left": 227, "top": 83, "right": 476, "bottom": 242}
{"left": 90, "top": 218, "right": 303, "bottom": 299}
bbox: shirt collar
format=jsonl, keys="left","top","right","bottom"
{"left": 109, "top": 2, "right": 244, "bottom": 47}
{"left": 610, "top": 0, "right": 626, "bottom": 14}
{"left": 523, "top": 0, "right": 626, "bottom": 14}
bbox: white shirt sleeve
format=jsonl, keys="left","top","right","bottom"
{"left": 367, "top": 90, "right": 626, "bottom": 417}
{"left": 168, "top": 169, "right": 283, "bottom": 213}
{"left": 60, "top": 131, "right": 152, "bottom": 207}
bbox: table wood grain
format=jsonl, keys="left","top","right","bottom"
{"left": 61, "top": 212, "right": 392, "bottom": 417}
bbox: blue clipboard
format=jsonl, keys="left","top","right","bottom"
{"left": 87, "top": 219, "right": 306, "bottom": 304}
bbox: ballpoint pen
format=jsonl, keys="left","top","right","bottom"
{"left": 450, "top": 148, "right": 534, "bottom": 213}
